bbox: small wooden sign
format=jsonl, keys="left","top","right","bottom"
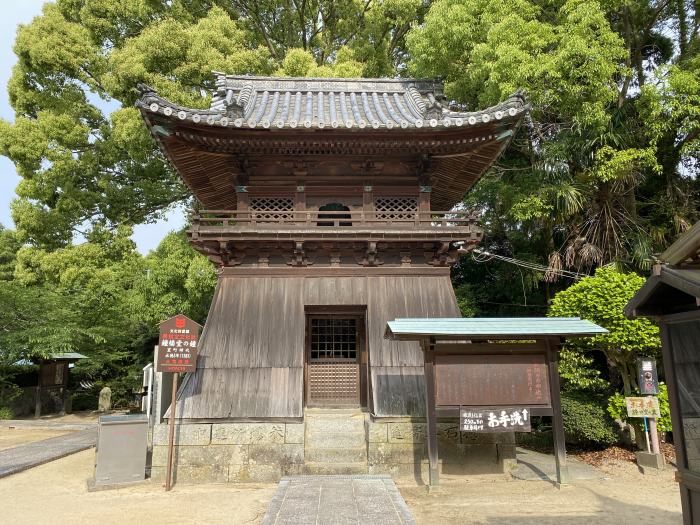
{"left": 626, "top": 396, "right": 660, "bottom": 418}
{"left": 156, "top": 315, "right": 202, "bottom": 373}
{"left": 460, "top": 407, "right": 532, "bottom": 432}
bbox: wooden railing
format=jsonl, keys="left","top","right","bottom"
{"left": 192, "top": 210, "right": 476, "bottom": 229}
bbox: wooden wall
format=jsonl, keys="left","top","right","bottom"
{"left": 174, "top": 272, "right": 459, "bottom": 420}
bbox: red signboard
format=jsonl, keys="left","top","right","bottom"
{"left": 156, "top": 315, "right": 202, "bottom": 373}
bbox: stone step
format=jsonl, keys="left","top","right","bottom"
{"left": 305, "top": 431, "right": 366, "bottom": 449}
{"left": 304, "top": 447, "right": 368, "bottom": 463}
{"left": 303, "top": 462, "right": 368, "bottom": 475}
{"left": 304, "top": 418, "right": 365, "bottom": 435}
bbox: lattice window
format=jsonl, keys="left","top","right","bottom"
{"left": 310, "top": 318, "right": 357, "bottom": 360}
{"left": 374, "top": 197, "right": 418, "bottom": 220}
{"left": 250, "top": 197, "right": 294, "bottom": 222}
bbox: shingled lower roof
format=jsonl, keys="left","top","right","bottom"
{"left": 138, "top": 74, "right": 527, "bottom": 131}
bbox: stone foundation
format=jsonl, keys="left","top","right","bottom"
{"left": 366, "top": 419, "right": 517, "bottom": 477}
{"left": 151, "top": 417, "right": 516, "bottom": 484}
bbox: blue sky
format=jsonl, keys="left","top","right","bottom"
{"left": 0, "top": 1, "right": 184, "bottom": 254}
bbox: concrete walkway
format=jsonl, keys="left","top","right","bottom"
{"left": 512, "top": 447, "right": 604, "bottom": 481}
{"left": 262, "top": 475, "right": 416, "bottom": 525}
{"left": 0, "top": 427, "right": 97, "bottom": 479}
{"left": 2, "top": 419, "right": 95, "bottom": 431}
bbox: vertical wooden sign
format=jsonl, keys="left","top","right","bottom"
{"left": 157, "top": 315, "right": 201, "bottom": 491}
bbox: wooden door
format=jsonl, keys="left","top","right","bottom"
{"left": 306, "top": 316, "right": 362, "bottom": 407}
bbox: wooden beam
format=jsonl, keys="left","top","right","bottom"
{"left": 423, "top": 337, "right": 439, "bottom": 490}
{"left": 546, "top": 338, "right": 569, "bottom": 487}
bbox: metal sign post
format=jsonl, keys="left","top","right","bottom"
{"left": 156, "top": 314, "right": 202, "bottom": 492}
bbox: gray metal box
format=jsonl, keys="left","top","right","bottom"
{"left": 94, "top": 414, "right": 148, "bottom": 485}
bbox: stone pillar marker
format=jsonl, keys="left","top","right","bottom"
{"left": 98, "top": 387, "right": 112, "bottom": 412}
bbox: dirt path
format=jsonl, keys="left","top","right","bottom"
{"left": 0, "top": 448, "right": 682, "bottom": 525}
{"left": 0, "top": 450, "right": 275, "bottom": 525}
{"left": 398, "top": 464, "right": 682, "bottom": 525}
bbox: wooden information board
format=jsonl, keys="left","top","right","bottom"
{"left": 435, "top": 354, "right": 551, "bottom": 407}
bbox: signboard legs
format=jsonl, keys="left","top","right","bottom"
{"left": 547, "top": 340, "right": 569, "bottom": 487}
{"left": 423, "top": 341, "right": 439, "bottom": 490}
{"left": 165, "top": 372, "right": 178, "bottom": 491}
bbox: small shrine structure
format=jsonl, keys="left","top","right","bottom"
{"left": 139, "top": 74, "right": 529, "bottom": 482}
{"left": 626, "top": 221, "right": 700, "bottom": 524}
{"left": 33, "top": 352, "right": 87, "bottom": 417}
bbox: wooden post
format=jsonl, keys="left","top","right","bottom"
{"left": 547, "top": 338, "right": 569, "bottom": 487}
{"left": 165, "top": 372, "right": 178, "bottom": 491}
{"left": 648, "top": 417, "right": 660, "bottom": 454}
{"left": 34, "top": 385, "right": 41, "bottom": 418}
{"left": 423, "top": 337, "right": 439, "bottom": 490}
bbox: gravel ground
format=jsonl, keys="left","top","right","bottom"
{"left": 0, "top": 448, "right": 682, "bottom": 525}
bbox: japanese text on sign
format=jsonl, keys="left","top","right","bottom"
{"left": 460, "top": 407, "right": 532, "bottom": 432}
{"left": 156, "top": 315, "right": 201, "bottom": 373}
{"left": 625, "top": 396, "right": 660, "bottom": 418}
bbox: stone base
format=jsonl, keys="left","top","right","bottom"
{"left": 87, "top": 477, "right": 152, "bottom": 492}
{"left": 151, "top": 416, "right": 514, "bottom": 484}
{"left": 636, "top": 451, "right": 665, "bottom": 473}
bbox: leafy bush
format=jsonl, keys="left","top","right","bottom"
{"left": 608, "top": 383, "right": 672, "bottom": 432}
{"left": 0, "top": 407, "right": 13, "bottom": 420}
{"left": 561, "top": 392, "right": 618, "bottom": 447}
{"left": 70, "top": 392, "right": 99, "bottom": 412}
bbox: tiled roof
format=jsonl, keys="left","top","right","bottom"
{"left": 384, "top": 317, "right": 608, "bottom": 340}
{"left": 137, "top": 74, "right": 527, "bottom": 131}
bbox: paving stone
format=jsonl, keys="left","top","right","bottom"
{"left": 261, "top": 475, "right": 415, "bottom": 525}
{"left": 0, "top": 428, "right": 96, "bottom": 479}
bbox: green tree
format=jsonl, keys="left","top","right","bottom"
{"left": 408, "top": 0, "right": 699, "bottom": 287}
{"left": 0, "top": 1, "right": 429, "bottom": 248}
{"left": 548, "top": 266, "right": 660, "bottom": 394}
{"left": 129, "top": 231, "right": 217, "bottom": 327}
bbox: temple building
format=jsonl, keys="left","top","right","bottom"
{"left": 139, "top": 74, "right": 528, "bottom": 482}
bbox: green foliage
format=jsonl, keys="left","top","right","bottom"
{"left": 0, "top": 1, "right": 429, "bottom": 246}
{"left": 0, "top": 225, "right": 215, "bottom": 401}
{"left": 0, "top": 407, "right": 13, "bottom": 420}
{"left": 453, "top": 283, "right": 478, "bottom": 317}
{"left": 407, "top": 0, "right": 625, "bottom": 129}
{"left": 70, "top": 392, "right": 99, "bottom": 412}
{"left": 558, "top": 348, "right": 608, "bottom": 392}
{"left": 608, "top": 383, "right": 672, "bottom": 433}
{"left": 562, "top": 391, "right": 618, "bottom": 447}
{"left": 549, "top": 267, "right": 660, "bottom": 393}
{"left": 408, "top": 0, "right": 699, "bottom": 279}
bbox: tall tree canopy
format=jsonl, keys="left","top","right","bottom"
{"left": 0, "top": 0, "right": 697, "bottom": 326}
{"left": 409, "top": 0, "right": 699, "bottom": 299}
{"left": 0, "top": 0, "right": 426, "bottom": 248}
